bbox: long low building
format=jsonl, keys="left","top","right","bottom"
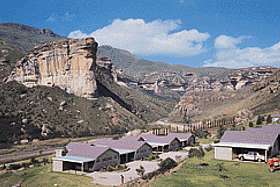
{"left": 138, "top": 132, "right": 195, "bottom": 152}
{"left": 53, "top": 142, "right": 120, "bottom": 172}
{"left": 52, "top": 132, "right": 194, "bottom": 172}
{"left": 92, "top": 137, "right": 153, "bottom": 164}
{"left": 213, "top": 125, "right": 280, "bottom": 162}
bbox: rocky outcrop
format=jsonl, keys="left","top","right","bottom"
{"left": 169, "top": 68, "right": 280, "bottom": 123}
{"left": 9, "top": 38, "right": 100, "bottom": 98}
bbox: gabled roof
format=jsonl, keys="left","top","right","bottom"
{"left": 167, "top": 133, "right": 193, "bottom": 141}
{"left": 220, "top": 125, "right": 280, "bottom": 146}
{"left": 92, "top": 136, "right": 151, "bottom": 153}
{"left": 66, "top": 142, "right": 117, "bottom": 160}
{"left": 139, "top": 133, "right": 179, "bottom": 145}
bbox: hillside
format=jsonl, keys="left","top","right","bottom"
{"left": 0, "top": 24, "right": 174, "bottom": 143}
{"left": 97, "top": 45, "right": 233, "bottom": 79}
{"left": 170, "top": 68, "right": 280, "bottom": 124}
{"left": 0, "top": 23, "right": 62, "bottom": 82}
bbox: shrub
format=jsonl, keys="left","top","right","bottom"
{"left": 189, "top": 147, "right": 205, "bottom": 158}
{"left": 256, "top": 115, "right": 264, "bottom": 126}
{"left": 216, "top": 126, "right": 227, "bottom": 139}
{"left": 266, "top": 115, "right": 272, "bottom": 124}
{"left": 158, "top": 157, "right": 177, "bottom": 173}
{"left": 7, "top": 163, "right": 22, "bottom": 170}
{"left": 136, "top": 165, "right": 145, "bottom": 178}
{"left": 249, "top": 122, "right": 254, "bottom": 127}
{"left": 204, "top": 145, "right": 213, "bottom": 152}
{"left": 145, "top": 154, "right": 159, "bottom": 161}
{"left": 194, "top": 129, "right": 210, "bottom": 139}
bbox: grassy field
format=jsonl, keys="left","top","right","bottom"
{"left": 0, "top": 164, "right": 99, "bottom": 187}
{"left": 151, "top": 151, "right": 280, "bottom": 187}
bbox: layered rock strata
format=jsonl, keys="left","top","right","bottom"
{"left": 9, "top": 38, "right": 100, "bottom": 98}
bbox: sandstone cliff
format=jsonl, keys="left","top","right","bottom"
{"left": 9, "top": 38, "right": 99, "bottom": 98}
{"left": 169, "top": 68, "right": 280, "bottom": 124}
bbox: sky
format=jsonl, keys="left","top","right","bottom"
{"left": 0, "top": 0, "right": 280, "bottom": 68}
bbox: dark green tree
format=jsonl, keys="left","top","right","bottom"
{"left": 256, "top": 115, "right": 263, "bottom": 126}
{"left": 216, "top": 126, "right": 227, "bottom": 139}
{"left": 266, "top": 115, "right": 272, "bottom": 124}
{"left": 249, "top": 121, "right": 254, "bottom": 127}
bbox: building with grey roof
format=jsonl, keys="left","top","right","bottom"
{"left": 213, "top": 124, "right": 280, "bottom": 161}
{"left": 92, "top": 137, "right": 153, "bottom": 163}
{"left": 139, "top": 133, "right": 180, "bottom": 152}
{"left": 52, "top": 142, "right": 119, "bottom": 172}
{"left": 52, "top": 132, "right": 194, "bottom": 172}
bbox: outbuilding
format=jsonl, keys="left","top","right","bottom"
{"left": 213, "top": 125, "right": 280, "bottom": 162}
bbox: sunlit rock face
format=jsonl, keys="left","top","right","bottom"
{"left": 9, "top": 38, "right": 100, "bottom": 98}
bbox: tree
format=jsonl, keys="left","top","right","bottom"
{"left": 216, "top": 126, "right": 227, "bottom": 139}
{"left": 189, "top": 147, "right": 205, "bottom": 158}
{"left": 136, "top": 165, "right": 145, "bottom": 178}
{"left": 249, "top": 122, "right": 254, "bottom": 127}
{"left": 266, "top": 115, "right": 272, "bottom": 124}
{"left": 256, "top": 115, "right": 263, "bottom": 126}
{"left": 158, "top": 158, "right": 177, "bottom": 172}
{"left": 194, "top": 129, "right": 210, "bottom": 139}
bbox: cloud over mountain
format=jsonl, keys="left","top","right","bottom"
{"left": 68, "top": 18, "right": 209, "bottom": 57}
{"left": 204, "top": 35, "right": 280, "bottom": 68}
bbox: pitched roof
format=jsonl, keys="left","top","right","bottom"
{"left": 167, "top": 133, "right": 193, "bottom": 141}
{"left": 92, "top": 137, "right": 150, "bottom": 153}
{"left": 139, "top": 133, "right": 179, "bottom": 145}
{"left": 66, "top": 142, "right": 115, "bottom": 160}
{"left": 220, "top": 125, "right": 280, "bottom": 146}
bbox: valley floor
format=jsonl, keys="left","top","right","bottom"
{"left": 150, "top": 150, "right": 280, "bottom": 187}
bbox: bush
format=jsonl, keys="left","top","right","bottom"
{"left": 204, "top": 145, "right": 213, "bottom": 152}
{"left": 145, "top": 154, "right": 159, "bottom": 161}
{"left": 136, "top": 165, "right": 145, "bottom": 178}
{"left": 266, "top": 115, "right": 272, "bottom": 124}
{"left": 249, "top": 122, "right": 254, "bottom": 127}
{"left": 256, "top": 115, "right": 264, "bottom": 126}
{"left": 194, "top": 129, "right": 210, "bottom": 139}
{"left": 106, "top": 164, "right": 127, "bottom": 171}
{"left": 216, "top": 126, "right": 227, "bottom": 139}
{"left": 189, "top": 147, "right": 205, "bottom": 158}
{"left": 158, "top": 157, "right": 177, "bottom": 173}
{"left": 7, "top": 163, "right": 22, "bottom": 170}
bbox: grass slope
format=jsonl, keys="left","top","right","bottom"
{"left": 0, "top": 164, "right": 98, "bottom": 187}
{"left": 152, "top": 151, "right": 280, "bottom": 187}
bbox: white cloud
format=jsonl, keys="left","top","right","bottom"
{"left": 204, "top": 35, "right": 280, "bottom": 68}
{"left": 214, "top": 35, "right": 244, "bottom": 49}
{"left": 68, "top": 18, "right": 209, "bottom": 57}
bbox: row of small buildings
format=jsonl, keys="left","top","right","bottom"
{"left": 53, "top": 132, "right": 195, "bottom": 172}
{"left": 213, "top": 124, "right": 280, "bottom": 162}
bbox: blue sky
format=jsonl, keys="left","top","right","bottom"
{"left": 1, "top": 0, "right": 280, "bottom": 68}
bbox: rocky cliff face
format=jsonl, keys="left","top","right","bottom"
{"left": 169, "top": 67, "right": 280, "bottom": 123}
{"left": 9, "top": 38, "right": 100, "bottom": 98}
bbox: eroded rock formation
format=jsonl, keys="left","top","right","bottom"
{"left": 9, "top": 38, "right": 100, "bottom": 98}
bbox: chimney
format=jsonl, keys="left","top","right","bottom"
{"left": 56, "top": 147, "right": 67, "bottom": 157}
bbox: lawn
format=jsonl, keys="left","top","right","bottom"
{"left": 0, "top": 164, "right": 100, "bottom": 187}
{"left": 151, "top": 151, "right": 280, "bottom": 187}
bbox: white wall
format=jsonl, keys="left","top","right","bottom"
{"left": 215, "top": 147, "right": 233, "bottom": 160}
{"left": 52, "top": 160, "right": 63, "bottom": 172}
